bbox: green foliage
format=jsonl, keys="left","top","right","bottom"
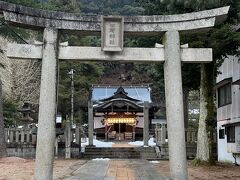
{"left": 137, "top": 0, "right": 227, "bottom": 15}
{"left": 79, "top": 0, "right": 144, "bottom": 15}
{"left": 44, "top": 0, "right": 80, "bottom": 12}
{"left": 0, "top": 19, "right": 33, "bottom": 44}
{"left": 2, "top": 0, "right": 42, "bottom": 8}
{"left": 2, "top": 0, "right": 80, "bottom": 12}
{"left": 209, "top": 24, "right": 240, "bottom": 65}
{"left": 57, "top": 61, "right": 103, "bottom": 120}
{"left": 3, "top": 97, "right": 19, "bottom": 127}
{"left": 57, "top": 33, "right": 104, "bottom": 121}
{"left": 135, "top": 0, "right": 240, "bottom": 93}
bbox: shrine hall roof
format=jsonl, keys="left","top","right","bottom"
{"left": 91, "top": 85, "right": 152, "bottom": 103}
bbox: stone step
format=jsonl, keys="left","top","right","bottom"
{"left": 83, "top": 155, "right": 158, "bottom": 158}
{"left": 83, "top": 146, "right": 157, "bottom": 159}
{"left": 85, "top": 148, "right": 136, "bottom": 151}
{"left": 83, "top": 155, "right": 141, "bottom": 159}
{"left": 85, "top": 151, "right": 156, "bottom": 155}
{"left": 85, "top": 147, "right": 156, "bottom": 152}
{"left": 84, "top": 153, "right": 141, "bottom": 156}
{"left": 84, "top": 151, "right": 141, "bottom": 155}
{"left": 84, "top": 150, "right": 155, "bottom": 153}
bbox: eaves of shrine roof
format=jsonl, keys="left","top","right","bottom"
{"left": 99, "top": 86, "right": 141, "bottom": 103}
{"left": 94, "top": 98, "right": 143, "bottom": 110}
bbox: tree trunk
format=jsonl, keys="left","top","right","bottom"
{"left": 196, "top": 63, "right": 215, "bottom": 164}
{"left": 196, "top": 64, "right": 209, "bottom": 161}
{"left": 0, "top": 79, "right": 7, "bottom": 157}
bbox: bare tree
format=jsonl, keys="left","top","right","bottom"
{"left": 0, "top": 36, "right": 13, "bottom": 98}
{"left": 0, "top": 31, "right": 41, "bottom": 157}
{"left": 0, "top": 36, "right": 41, "bottom": 105}
{"left": 0, "top": 78, "right": 7, "bottom": 157}
{"left": 0, "top": 36, "right": 8, "bottom": 157}
{"left": 11, "top": 59, "right": 41, "bottom": 105}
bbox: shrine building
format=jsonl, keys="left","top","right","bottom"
{"left": 90, "top": 85, "right": 153, "bottom": 141}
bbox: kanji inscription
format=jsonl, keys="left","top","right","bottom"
{"left": 101, "top": 16, "right": 123, "bottom": 52}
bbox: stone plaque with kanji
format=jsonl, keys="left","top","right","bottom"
{"left": 101, "top": 16, "right": 124, "bottom": 52}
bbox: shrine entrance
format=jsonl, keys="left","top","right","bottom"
{"left": 92, "top": 85, "right": 151, "bottom": 142}
{"left": 0, "top": 1, "right": 229, "bottom": 179}
{"left": 113, "top": 123, "right": 126, "bottom": 136}
{"left": 109, "top": 122, "right": 129, "bottom": 141}
{"left": 105, "top": 115, "right": 135, "bottom": 141}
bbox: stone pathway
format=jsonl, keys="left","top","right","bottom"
{"left": 112, "top": 143, "right": 135, "bottom": 148}
{"left": 66, "top": 159, "right": 169, "bottom": 180}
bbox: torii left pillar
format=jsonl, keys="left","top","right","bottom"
{"left": 34, "top": 28, "right": 58, "bottom": 180}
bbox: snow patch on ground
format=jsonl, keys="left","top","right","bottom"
{"left": 128, "top": 138, "right": 156, "bottom": 147}
{"left": 80, "top": 138, "right": 157, "bottom": 152}
{"left": 149, "top": 161, "right": 160, "bottom": 164}
{"left": 92, "top": 158, "right": 110, "bottom": 161}
{"left": 81, "top": 138, "right": 115, "bottom": 147}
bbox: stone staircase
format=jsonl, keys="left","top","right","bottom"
{"left": 83, "top": 146, "right": 158, "bottom": 159}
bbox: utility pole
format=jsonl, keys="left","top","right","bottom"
{"left": 68, "top": 69, "right": 74, "bottom": 127}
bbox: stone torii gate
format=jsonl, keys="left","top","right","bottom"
{"left": 0, "top": 1, "right": 229, "bottom": 180}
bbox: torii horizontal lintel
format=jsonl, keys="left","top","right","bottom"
{"left": 7, "top": 44, "right": 212, "bottom": 63}
{"left": 0, "top": 1, "right": 229, "bottom": 35}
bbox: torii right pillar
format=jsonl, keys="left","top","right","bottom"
{"left": 163, "top": 30, "right": 187, "bottom": 180}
